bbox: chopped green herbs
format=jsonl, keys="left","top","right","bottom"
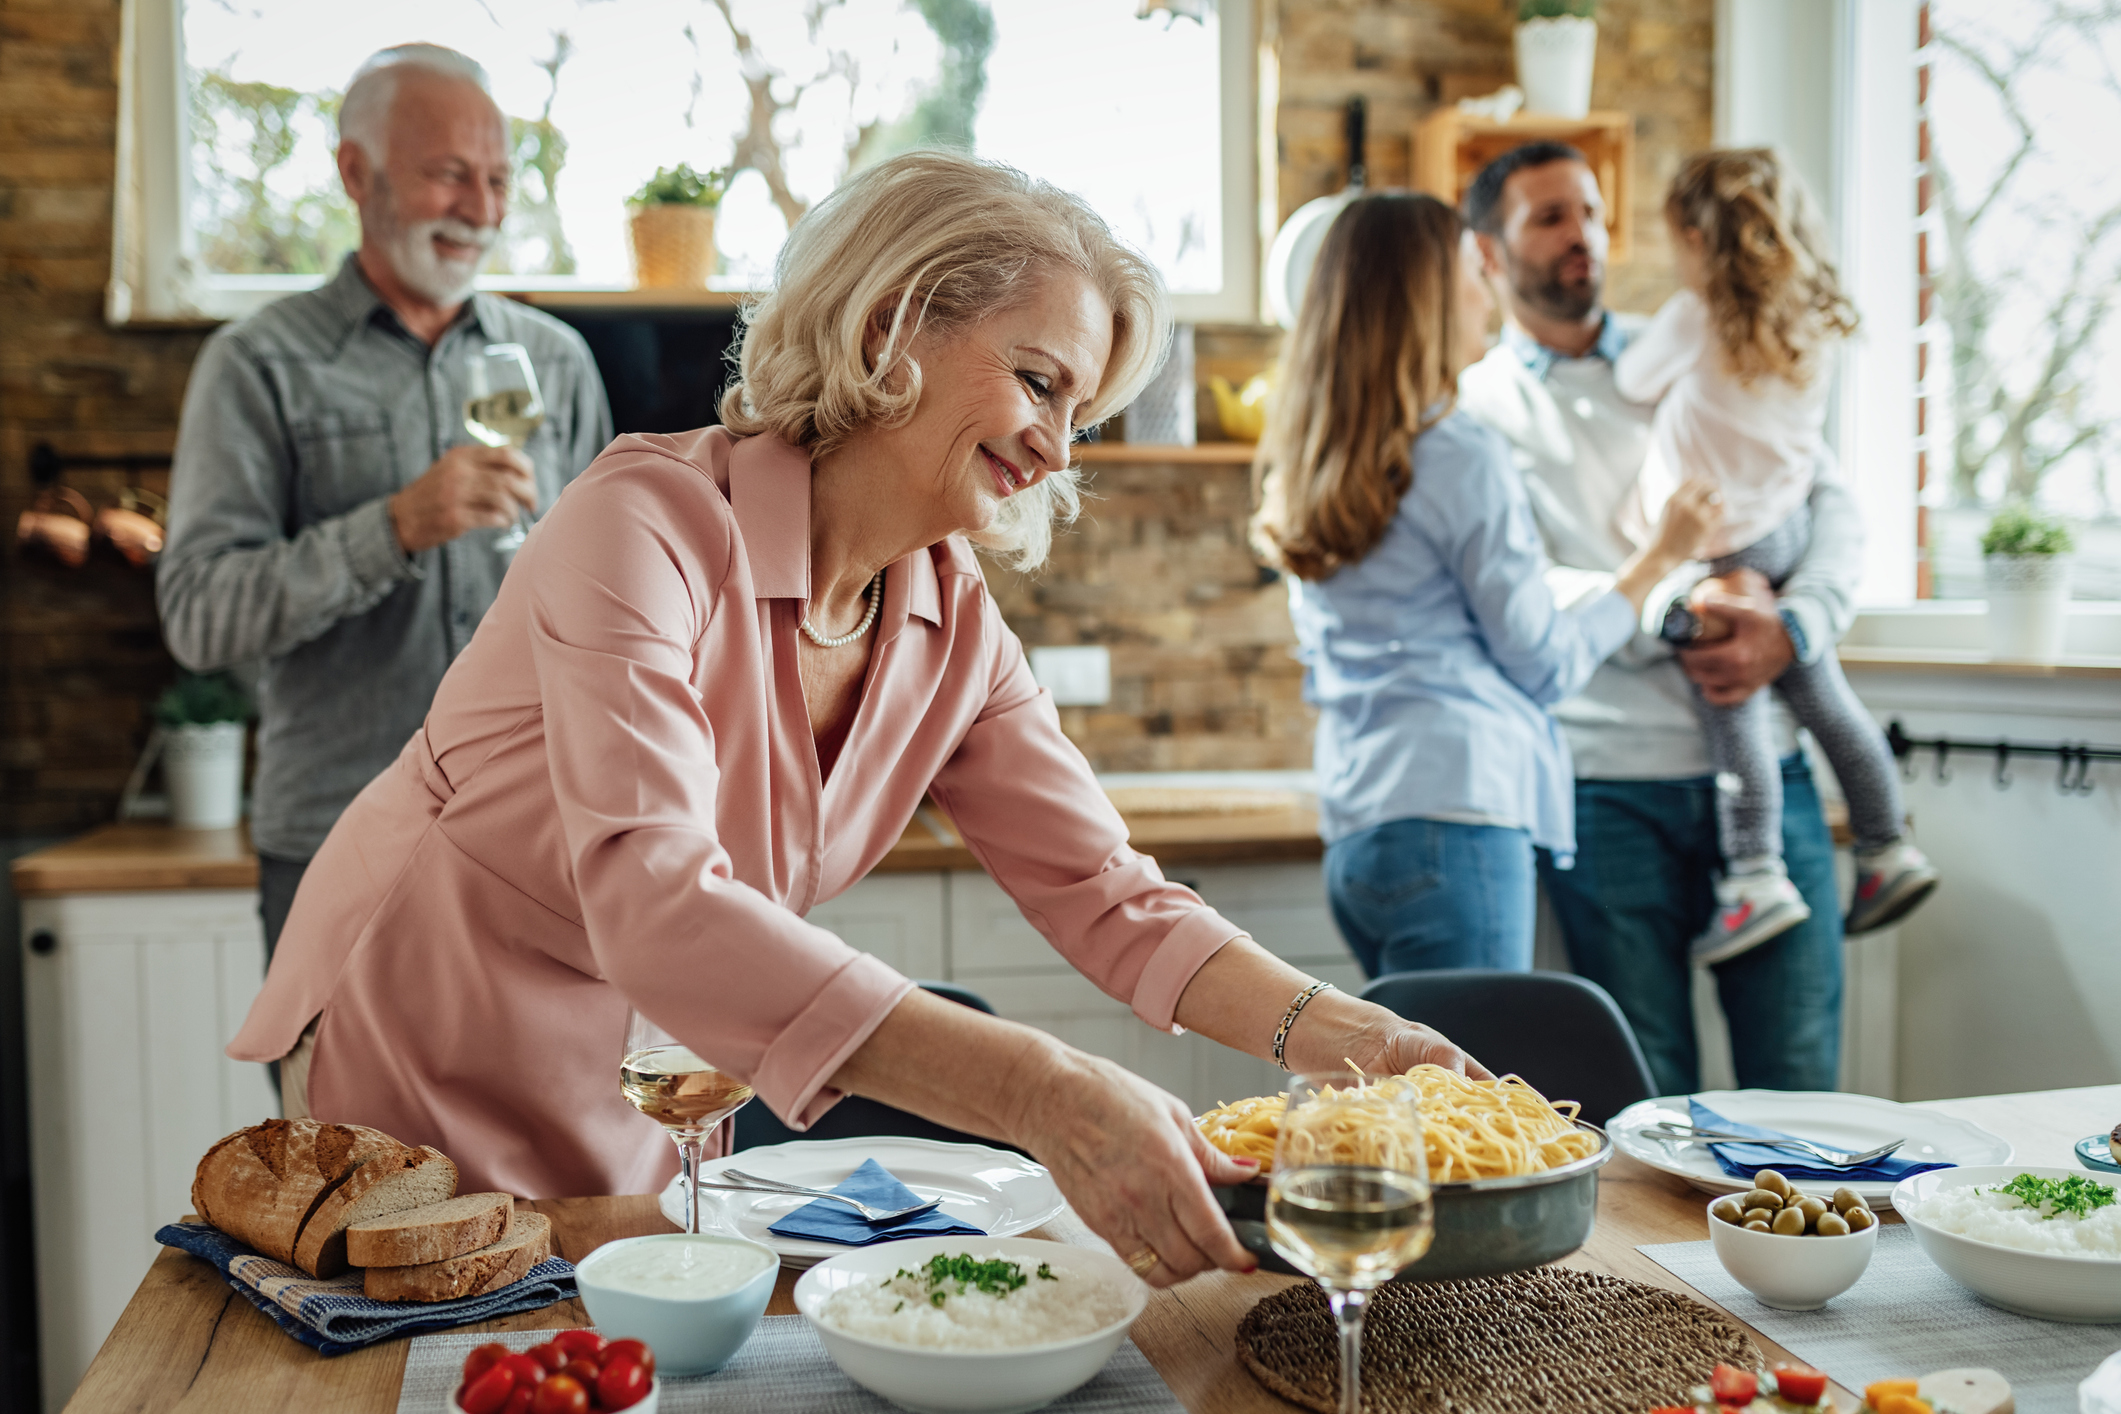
{"left": 1990, "top": 1172, "right": 2117, "bottom": 1220}
{"left": 884, "top": 1253, "right": 1058, "bottom": 1307}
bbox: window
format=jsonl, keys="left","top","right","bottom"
{"left": 1918, "top": 0, "right": 2121, "bottom": 600}
{"left": 114, "top": 0, "right": 1256, "bottom": 323}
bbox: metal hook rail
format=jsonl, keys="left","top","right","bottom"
{"left": 1885, "top": 719, "right": 2121, "bottom": 795}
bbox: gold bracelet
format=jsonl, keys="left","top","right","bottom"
{"left": 1272, "top": 981, "right": 1333, "bottom": 1071}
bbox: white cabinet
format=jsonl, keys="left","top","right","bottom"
{"left": 21, "top": 889, "right": 279, "bottom": 1413}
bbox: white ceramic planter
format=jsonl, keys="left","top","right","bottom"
{"left": 163, "top": 722, "right": 246, "bottom": 829}
{"left": 1515, "top": 16, "right": 1598, "bottom": 118}
{"left": 1983, "top": 554, "right": 2072, "bottom": 663}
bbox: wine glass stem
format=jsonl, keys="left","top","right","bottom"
{"left": 1328, "top": 1286, "right": 1367, "bottom": 1414}
{"left": 674, "top": 1131, "right": 705, "bottom": 1234}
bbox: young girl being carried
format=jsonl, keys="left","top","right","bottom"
{"left": 1615, "top": 148, "right": 1938, "bottom": 965}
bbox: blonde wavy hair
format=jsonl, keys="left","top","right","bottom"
{"left": 720, "top": 149, "right": 1171, "bottom": 571}
{"left": 1250, "top": 193, "right": 1463, "bottom": 581}
{"left": 1666, "top": 148, "right": 1858, "bottom": 388}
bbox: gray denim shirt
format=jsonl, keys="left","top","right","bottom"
{"left": 158, "top": 255, "right": 614, "bottom": 859}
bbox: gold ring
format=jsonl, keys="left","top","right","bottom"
{"left": 1123, "top": 1246, "right": 1160, "bottom": 1276}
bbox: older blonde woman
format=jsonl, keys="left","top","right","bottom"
{"left": 232, "top": 151, "right": 1485, "bottom": 1287}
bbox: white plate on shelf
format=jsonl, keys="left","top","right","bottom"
{"left": 657, "top": 1136, "right": 1067, "bottom": 1269}
{"left": 1608, "top": 1090, "right": 2012, "bottom": 1209}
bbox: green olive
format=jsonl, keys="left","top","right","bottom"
{"left": 1771, "top": 1207, "right": 1809, "bottom": 1235}
{"left": 1743, "top": 1207, "right": 1775, "bottom": 1226}
{"left": 1843, "top": 1205, "right": 1875, "bottom": 1232}
{"left": 1832, "top": 1186, "right": 1863, "bottom": 1214}
{"left": 1795, "top": 1196, "right": 1830, "bottom": 1223}
{"left": 1710, "top": 1196, "right": 1747, "bottom": 1225}
{"left": 1744, "top": 1219, "right": 1772, "bottom": 1232}
{"left": 1815, "top": 1210, "right": 1851, "bottom": 1236}
{"left": 1739, "top": 1189, "right": 1784, "bottom": 1211}
{"left": 1755, "top": 1169, "right": 1794, "bottom": 1199}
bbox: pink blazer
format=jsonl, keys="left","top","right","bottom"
{"left": 229, "top": 428, "right": 1245, "bottom": 1198}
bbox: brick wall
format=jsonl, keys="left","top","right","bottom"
{"left": 0, "top": 0, "right": 1713, "bottom": 829}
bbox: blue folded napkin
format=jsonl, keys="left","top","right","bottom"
{"left": 155, "top": 1222, "right": 576, "bottom": 1356}
{"left": 1688, "top": 1097, "right": 1955, "bottom": 1184}
{"left": 765, "top": 1158, "right": 986, "bottom": 1246}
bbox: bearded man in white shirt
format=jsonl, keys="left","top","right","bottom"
{"left": 1452, "top": 142, "right": 1856, "bottom": 1096}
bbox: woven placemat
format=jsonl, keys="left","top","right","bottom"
{"left": 1237, "top": 1267, "right": 1760, "bottom": 1414}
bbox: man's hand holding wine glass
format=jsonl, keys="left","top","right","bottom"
{"left": 386, "top": 443, "right": 539, "bottom": 555}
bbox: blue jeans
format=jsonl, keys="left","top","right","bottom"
{"left": 1538, "top": 755, "right": 1843, "bottom": 1096}
{"left": 1325, "top": 817, "right": 1536, "bottom": 979}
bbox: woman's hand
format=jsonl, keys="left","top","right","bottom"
{"left": 1651, "top": 477, "right": 1725, "bottom": 563}
{"left": 1281, "top": 989, "right": 1495, "bottom": 1082}
{"left": 1004, "top": 1048, "right": 1261, "bottom": 1289}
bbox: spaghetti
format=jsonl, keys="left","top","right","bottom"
{"left": 1196, "top": 1065, "right": 1599, "bottom": 1182}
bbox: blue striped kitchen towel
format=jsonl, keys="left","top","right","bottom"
{"left": 155, "top": 1221, "right": 577, "bottom": 1355}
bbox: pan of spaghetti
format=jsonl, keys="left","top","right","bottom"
{"left": 1196, "top": 1065, "right": 1613, "bottom": 1282}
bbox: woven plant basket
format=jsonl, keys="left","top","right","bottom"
{"left": 629, "top": 204, "right": 717, "bottom": 289}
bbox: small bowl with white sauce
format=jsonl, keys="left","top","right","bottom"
{"left": 793, "top": 1236, "right": 1147, "bottom": 1414}
{"left": 574, "top": 1232, "right": 779, "bottom": 1375}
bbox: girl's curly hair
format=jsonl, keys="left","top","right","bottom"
{"left": 1666, "top": 148, "right": 1858, "bottom": 388}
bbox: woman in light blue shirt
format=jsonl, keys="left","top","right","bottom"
{"left": 1251, "top": 194, "right": 1718, "bottom": 977}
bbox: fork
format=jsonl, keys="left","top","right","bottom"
{"left": 1642, "top": 1121, "right": 1905, "bottom": 1168}
{"left": 706, "top": 1167, "right": 943, "bottom": 1223}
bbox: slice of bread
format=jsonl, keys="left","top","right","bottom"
{"left": 364, "top": 1211, "right": 553, "bottom": 1302}
{"left": 190, "top": 1119, "right": 407, "bottom": 1265}
{"left": 346, "top": 1192, "right": 513, "bottom": 1268}
{"left": 292, "top": 1144, "right": 458, "bottom": 1278}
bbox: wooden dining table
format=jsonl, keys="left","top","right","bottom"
{"left": 64, "top": 1084, "right": 2113, "bottom": 1412}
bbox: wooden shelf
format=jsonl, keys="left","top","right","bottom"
{"left": 509, "top": 288, "right": 751, "bottom": 309}
{"left": 1074, "top": 442, "right": 1255, "bottom": 464}
{"left": 1412, "top": 109, "right": 1635, "bottom": 262}
{"left": 1838, "top": 647, "right": 2121, "bottom": 679}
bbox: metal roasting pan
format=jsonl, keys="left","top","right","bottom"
{"left": 1211, "top": 1122, "right": 1614, "bottom": 1282}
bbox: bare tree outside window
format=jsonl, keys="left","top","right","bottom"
{"left": 1927, "top": 0, "right": 2121, "bottom": 597}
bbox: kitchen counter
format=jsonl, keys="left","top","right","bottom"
{"left": 9, "top": 789, "right": 1323, "bottom": 896}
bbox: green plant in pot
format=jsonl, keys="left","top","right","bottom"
{"left": 151, "top": 671, "right": 252, "bottom": 829}
{"left": 1979, "top": 503, "right": 2075, "bottom": 663}
{"left": 628, "top": 162, "right": 732, "bottom": 290}
{"left": 1516, "top": 0, "right": 1598, "bottom": 119}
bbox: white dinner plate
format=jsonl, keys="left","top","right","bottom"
{"left": 657, "top": 1136, "right": 1068, "bottom": 1269}
{"left": 1607, "top": 1090, "right": 2013, "bottom": 1209}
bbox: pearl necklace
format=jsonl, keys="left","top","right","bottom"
{"left": 799, "top": 571, "right": 883, "bottom": 648}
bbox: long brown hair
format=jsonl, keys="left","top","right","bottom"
{"left": 1665, "top": 148, "right": 1858, "bottom": 388}
{"left": 1250, "top": 193, "right": 1463, "bottom": 581}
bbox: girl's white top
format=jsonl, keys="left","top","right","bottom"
{"left": 1612, "top": 289, "right": 1831, "bottom": 559}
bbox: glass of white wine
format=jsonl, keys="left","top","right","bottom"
{"left": 620, "top": 1009, "right": 755, "bottom": 1234}
{"left": 1265, "top": 1072, "right": 1433, "bottom": 1414}
{"left": 463, "top": 341, "right": 546, "bottom": 553}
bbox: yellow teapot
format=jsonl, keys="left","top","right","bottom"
{"left": 1208, "top": 373, "right": 1272, "bottom": 443}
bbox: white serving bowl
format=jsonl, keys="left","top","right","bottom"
{"left": 1705, "top": 1196, "right": 1878, "bottom": 1309}
{"left": 1893, "top": 1164, "right": 2121, "bottom": 1322}
{"left": 793, "top": 1235, "right": 1148, "bottom": 1414}
{"left": 574, "top": 1232, "right": 779, "bottom": 1375}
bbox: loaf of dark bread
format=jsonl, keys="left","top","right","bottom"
{"left": 293, "top": 1144, "right": 458, "bottom": 1278}
{"left": 346, "top": 1193, "right": 514, "bottom": 1268}
{"left": 363, "top": 1212, "right": 553, "bottom": 1302}
{"left": 189, "top": 1119, "right": 407, "bottom": 1266}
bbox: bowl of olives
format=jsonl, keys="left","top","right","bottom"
{"left": 1705, "top": 1169, "right": 1879, "bottom": 1310}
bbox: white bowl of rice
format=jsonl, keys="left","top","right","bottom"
{"left": 793, "top": 1236, "right": 1148, "bottom": 1414}
{"left": 1894, "top": 1164, "right": 2121, "bottom": 1322}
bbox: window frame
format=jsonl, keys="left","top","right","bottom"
{"left": 110, "top": 0, "right": 1259, "bottom": 326}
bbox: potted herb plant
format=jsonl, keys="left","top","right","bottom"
{"left": 1516, "top": 0, "right": 1599, "bottom": 119}
{"left": 152, "top": 671, "right": 251, "bottom": 829}
{"left": 627, "top": 163, "right": 732, "bottom": 290}
{"left": 1980, "top": 503, "right": 2074, "bottom": 663}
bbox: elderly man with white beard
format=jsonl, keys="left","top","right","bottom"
{"left": 159, "top": 44, "right": 611, "bottom": 985}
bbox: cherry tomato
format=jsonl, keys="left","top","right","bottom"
{"left": 499, "top": 1353, "right": 544, "bottom": 1389}
{"left": 596, "top": 1358, "right": 652, "bottom": 1413}
{"left": 456, "top": 1365, "right": 516, "bottom": 1414}
{"left": 1774, "top": 1364, "right": 1829, "bottom": 1405}
{"left": 501, "top": 1388, "right": 535, "bottom": 1414}
{"left": 527, "top": 1342, "right": 566, "bottom": 1373}
{"left": 461, "top": 1342, "right": 513, "bottom": 1387}
{"left": 558, "top": 1359, "right": 601, "bottom": 1389}
{"left": 554, "top": 1329, "right": 607, "bottom": 1362}
{"left": 530, "top": 1372, "right": 590, "bottom": 1414}
{"left": 1709, "top": 1365, "right": 1759, "bottom": 1405}
{"left": 602, "top": 1339, "right": 654, "bottom": 1379}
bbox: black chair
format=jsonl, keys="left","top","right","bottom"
{"left": 1357, "top": 969, "right": 1657, "bottom": 1128}
{"left": 733, "top": 980, "right": 1023, "bottom": 1152}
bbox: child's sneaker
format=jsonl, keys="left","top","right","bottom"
{"left": 1690, "top": 867, "right": 1812, "bottom": 967}
{"left": 1846, "top": 841, "right": 1940, "bottom": 935}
